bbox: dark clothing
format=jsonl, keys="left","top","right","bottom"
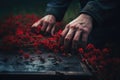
{"left": 45, "top": 0, "right": 120, "bottom": 49}
{"left": 45, "top": 0, "right": 119, "bottom": 26}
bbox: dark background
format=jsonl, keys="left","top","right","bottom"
{"left": 0, "top": 0, "right": 80, "bottom": 23}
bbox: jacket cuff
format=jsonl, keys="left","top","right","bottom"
{"left": 80, "top": 1, "right": 103, "bottom": 27}
{"left": 45, "top": 7, "right": 65, "bottom": 22}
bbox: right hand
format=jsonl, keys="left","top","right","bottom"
{"left": 32, "top": 15, "right": 56, "bottom": 35}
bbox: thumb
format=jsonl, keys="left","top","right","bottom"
{"left": 31, "top": 20, "right": 42, "bottom": 27}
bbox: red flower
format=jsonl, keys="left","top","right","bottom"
{"left": 23, "top": 53, "right": 30, "bottom": 59}
{"left": 78, "top": 48, "right": 84, "bottom": 54}
{"left": 35, "top": 50, "right": 42, "bottom": 54}
{"left": 86, "top": 43, "right": 95, "bottom": 50}
{"left": 82, "top": 58, "right": 86, "bottom": 62}
{"left": 33, "top": 42, "right": 39, "bottom": 48}
{"left": 83, "top": 53, "right": 90, "bottom": 58}
{"left": 16, "top": 28, "right": 24, "bottom": 35}
{"left": 18, "top": 49, "right": 24, "bottom": 54}
{"left": 93, "top": 48, "right": 101, "bottom": 55}
{"left": 102, "top": 48, "right": 110, "bottom": 54}
{"left": 88, "top": 55, "right": 97, "bottom": 65}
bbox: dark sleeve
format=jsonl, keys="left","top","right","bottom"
{"left": 80, "top": 0, "right": 118, "bottom": 27}
{"left": 45, "top": 0, "right": 72, "bottom": 21}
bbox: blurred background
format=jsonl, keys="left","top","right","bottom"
{"left": 0, "top": 0, "right": 80, "bottom": 23}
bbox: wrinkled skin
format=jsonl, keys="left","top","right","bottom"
{"left": 32, "top": 15, "right": 56, "bottom": 35}
{"left": 32, "top": 14, "right": 93, "bottom": 50}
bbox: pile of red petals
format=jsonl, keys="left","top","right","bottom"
{"left": 0, "top": 14, "right": 63, "bottom": 52}
{"left": 0, "top": 14, "right": 119, "bottom": 80}
{"left": 78, "top": 43, "right": 120, "bottom": 80}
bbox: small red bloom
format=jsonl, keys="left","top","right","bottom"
{"left": 82, "top": 58, "right": 86, "bottom": 62}
{"left": 18, "top": 49, "right": 24, "bottom": 54}
{"left": 78, "top": 48, "right": 84, "bottom": 54}
{"left": 93, "top": 48, "right": 101, "bottom": 55}
{"left": 23, "top": 53, "right": 30, "bottom": 59}
{"left": 16, "top": 28, "right": 24, "bottom": 35}
{"left": 102, "top": 48, "right": 110, "bottom": 54}
{"left": 83, "top": 53, "right": 90, "bottom": 58}
{"left": 86, "top": 43, "right": 95, "bottom": 50}
{"left": 33, "top": 42, "right": 39, "bottom": 47}
{"left": 88, "top": 55, "right": 97, "bottom": 66}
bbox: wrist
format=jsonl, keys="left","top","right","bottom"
{"left": 79, "top": 13, "right": 93, "bottom": 21}
{"left": 47, "top": 14, "right": 56, "bottom": 19}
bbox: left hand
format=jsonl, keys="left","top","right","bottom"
{"left": 60, "top": 14, "right": 93, "bottom": 50}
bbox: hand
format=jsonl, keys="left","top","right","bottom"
{"left": 60, "top": 14, "right": 93, "bottom": 50}
{"left": 32, "top": 15, "right": 56, "bottom": 35}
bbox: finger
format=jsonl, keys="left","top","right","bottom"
{"left": 31, "top": 20, "right": 42, "bottom": 27}
{"left": 59, "top": 25, "right": 69, "bottom": 45}
{"left": 46, "top": 23, "right": 54, "bottom": 33}
{"left": 64, "top": 27, "right": 75, "bottom": 49}
{"left": 61, "top": 25, "right": 69, "bottom": 37}
{"left": 51, "top": 24, "right": 56, "bottom": 36}
{"left": 72, "top": 29, "right": 82, "bottom": 50}
{"left": 41, "top": 21, "right": 48, "bottom": 32}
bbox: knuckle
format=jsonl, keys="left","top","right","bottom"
{"left": 43, "top": 20, "right": 49, "bottom": 24}
{"left": 60, "top": 32, "right": 65, "bottom": 37}
{"left": 48, "top": 21, "right": 53, "bottom": 25}
{"left": 83, "top": 27, "right": 90, "bottom": 32}
{"left": 78, "top": 27, "right": 83, "bottom": 31}
{"left": 69, "top": 25, "right": 75, "bottom": 29}
{"left": 65, "top": 25, "right": 70, "bottom": 29}
{"left": 65, "top": 37, "right": 70, "bottom": 41}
